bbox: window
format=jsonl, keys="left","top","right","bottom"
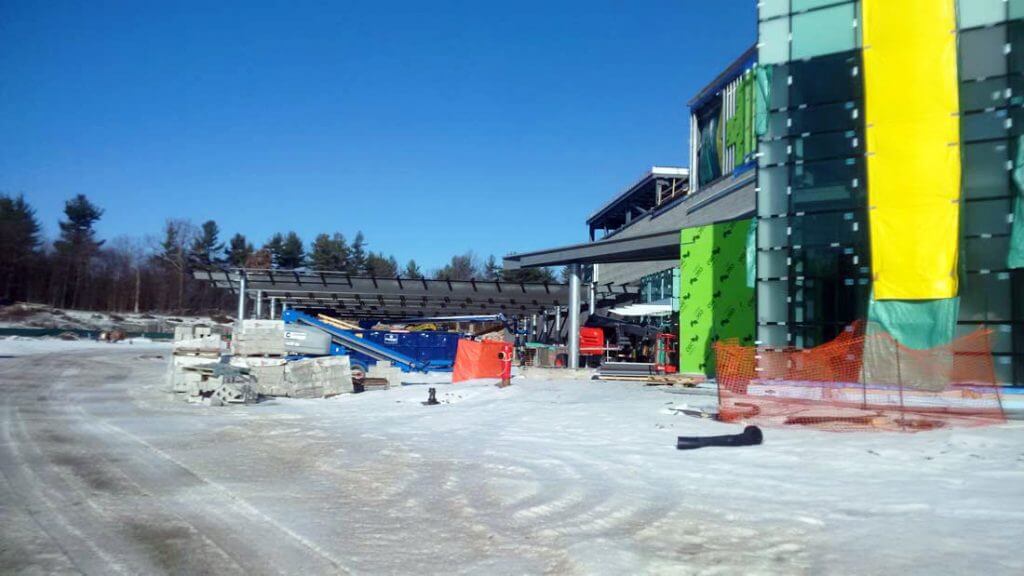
{"left": 960, "top": 77, "right": 1011, "bottom": 112}
{"left": 758, "top": 165, "right": 789, "bottom": 216}
{"left": 790, "top": 160, "right": 866, "bottom": 212}
{"left": 959, "top": 0, "right": 1008, "bottom": 29}
{"left": 963, "top": 141, "right": 1011, "bottom": 199}
{"left": 963, "top": 197, "right": 1014, "bottom": 236}
{"left": 791, "top": 3, "right": 858, "bottom": 61}
{"left": 960, "top": 26, "right": 1008, "bottom": 80}
{"left": 789, "top": 102, "right": 860, "bottom": 134}
{"left": 792, "top": 131, "right": 861, "bottom": 162}
{"left": 760, "top": 0, "right": 789, "bottom": 20}
{"left": 962, "top": 109, "right": 1011, "bottom": 142}
{"left": 789, "top": 51, "right": 861, "bottom": 106}
{"left": 759, "top": 18, "right": 790, "bottom": 64}
{"left": 792, "top": 0, "right": 846, "bottom": 12}
{"left": 1013, "top": 0, "right": 1024, "bottom": 20}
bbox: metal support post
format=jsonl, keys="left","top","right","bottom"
{"left": 568, "top": 264, "right": 581, "bottom": 369}
{"left": 588, "top": 282, "right": 596, "bottom": 315}
{"left": 237, "top": 272, "right": 247, "bottom": 321}
{"left": 269, "top": 297, "right": 277, "bottom": 320}
{"left": 255, "top": 290, "right": 263, "bottom": 319}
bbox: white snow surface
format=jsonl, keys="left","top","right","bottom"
{"left": 1, "top": 342, "right": 1022, "bottom": 575}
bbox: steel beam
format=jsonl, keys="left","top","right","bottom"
{"left": 237, "top": 272, "right": 247, "bottom": 320}
{"left": 567, "top": 264, "right": 580, "bottom": 369}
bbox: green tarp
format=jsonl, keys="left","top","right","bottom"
{"left": 755, "top": 65, "right": 772, "bottom": 137}
{"left": 1009, "top": 135, "right": 1024, "bottom": 269}
{"left": 679, "top": 219, "right": 755, "bottom": 375}
{"left": 745, "top": 218, "right": 757, "bottom": 289}
{"left": 697, "top": 114, "right": 722, "bottom": 186}
{"left": 866, "top": 295, "right": 960, "bottom": 350}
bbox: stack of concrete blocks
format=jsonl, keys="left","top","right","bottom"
{"left": 283, "top": 356, "right": 354, "bottom": 398}
{"left": 232, "top": 320, "right": 286, "bottom": 357}
{"left": 229, "top": 356, "right": 289, "bottom": 396}
{"left": 168, "top": 326, "right": 225, "bottom": 394}
{"left": 365, "top": 360, "right": 403, "bottom": 390}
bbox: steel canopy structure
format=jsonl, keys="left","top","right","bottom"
{"left": 195, "top": 268, "right": 575, "bottom": 320}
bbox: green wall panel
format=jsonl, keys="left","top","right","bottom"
{"left": 679, "top": 219, "right": 756, "bottom": 375}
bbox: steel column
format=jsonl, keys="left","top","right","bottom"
{"left": 269, "top": 297, "right": 277, "bottom": 320}
{"left": 568, "top": 264, "right": 580, "bottom": 369}
{"left": 237, "top": 272, "right": 247, "bottom": 320}
{"left": 255, "top": 290, "right": 263, "bottom": 319}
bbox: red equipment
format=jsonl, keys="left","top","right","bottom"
{"left": 579, "top": 327, "right": 604, "bottom": 355}
{"left": 655, "top": 333, "right": 678, "bottom": 374}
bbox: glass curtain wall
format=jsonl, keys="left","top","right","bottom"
{"left": 957, "top": 0, "right": 1024, "bottom": 385}
{"left": 756, "top": 0, "right": 868, "bottom": 348}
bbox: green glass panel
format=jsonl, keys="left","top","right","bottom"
{"left": 1010, "top": 135, "right": 1024, "bottom": 268}
{"left": 793, "top": 0, "right": 850, "bottom": 12}
{"left": 959, "top": 0, "right": 1007, "bottom": 29}
{"left": 791, "top": 4, "right": 857, "bottom": 60}
{"left": 1013, "top": 0, "right": 1024, "bottom": 19}
{"left": 759, "top": 18, "right": 790, "bottom": 64}
{"left": 760, "top": 0, "right": 789, "bottom": 20}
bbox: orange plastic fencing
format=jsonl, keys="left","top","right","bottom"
{"left": 452, "top": 339, "right": 513, "bottom": 383}
{"left": 715, "top": 322, "right": 1005, "bottom": 432}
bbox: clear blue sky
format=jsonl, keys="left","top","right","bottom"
{"left": 0, "top": 0, "right": 755, "bottom": 271}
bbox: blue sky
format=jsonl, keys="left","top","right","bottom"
{"left": 0, "top": 1, "right": 755, "bottom": 270}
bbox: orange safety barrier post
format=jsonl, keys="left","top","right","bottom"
{"left": 452, "top": 339, "right": 514, "bottom": 383}
{"left": 715, "top": 322, "right": 1005, "bottom": 432}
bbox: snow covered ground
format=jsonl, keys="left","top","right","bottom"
{"left": 0, "top": 303, "right": 229, "bottom": 333}
{"left": 1, "top": 341, "right": 1023, "bottom": 574}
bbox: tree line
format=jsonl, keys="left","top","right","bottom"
{"left": 0, "top": 193, "right": 558, "bottom": 314}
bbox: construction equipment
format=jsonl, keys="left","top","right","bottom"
{"left": 283, "top": 310, "right": 459, "bottom": 379}
{"left": 654, "top": 333, "right": 678, "bottom": 374}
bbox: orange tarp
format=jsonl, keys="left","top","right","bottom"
{"left": 452, "top": 339, "right": 512, "bottom": 383}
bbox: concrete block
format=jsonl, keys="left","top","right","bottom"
{"left": 284, "top": 355, "right": 353, "bottom": 398}
{"left": 212, "top": 382, "right": 257, "bottom": 404}
{"left": 233, "top": 320, "right": 286, "bottom": 356}
{"left": 167, "top": 354, "right": 221, "bottom": 392}
{"left": 173, "top": 335, "right": 224, "bottom": 355}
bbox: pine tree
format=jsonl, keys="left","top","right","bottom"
{"left": 365, "top": 251, "right": 398, "bottom": 277}
{"left": 348, "top": 231, "right": 367, "bottom": 275}
{"left": 0, "top": 194, "right": 42, "bottom": 300}
{"left": 53, "top": 194, "right": 104, "bottom": 308}
{"left": 264, "top": 233, "right": 284, "bottom": 268}
{"left": 309, "top": 233, "right": 349, "bottom": 271}
{"left": 434, "top": 252, "right": 480, "bottom": 281}
{"left": 402, "top": 259, "right": 423, "bottom": 279}
{"left": 484, "top": 255, "right": 501, "bottom": 281}
{"left": 188, "top": 220, "right": 225, "bottom": 267}
{"left": 277, "top": 232, "right": 306, "bottom": 269}
{"left": 156, "top": 219, "right": 194, "bottom": 310}
{"left": 224, "top": 233, "right": 254, "bottom": 267}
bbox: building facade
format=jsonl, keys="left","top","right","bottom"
{"left": 755, "top": 0, "right": 1023, "bottom": 386}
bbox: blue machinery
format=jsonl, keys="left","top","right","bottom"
{"left": 282, "top": 310, "right": 459, "bottom": 374}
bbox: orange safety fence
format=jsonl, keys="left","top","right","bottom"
{"left": 715, "top": 322, "right": 1005, "bottom": 432}
{"left": 452, "top": 339, "right": 513, "bottom": 383}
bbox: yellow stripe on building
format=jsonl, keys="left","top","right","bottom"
{"left": 863, "top": 0, "right": 961, "bottom": 300}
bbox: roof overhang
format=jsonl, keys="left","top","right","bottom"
{"left": 193, "top": 269, "right": 574, "bottom": 319}
{"left": 504, "top": 228, "right": 681, "bottom": 269}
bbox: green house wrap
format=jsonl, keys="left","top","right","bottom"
{"left": 679, "top": 219, "right": 756, "bottom": 375}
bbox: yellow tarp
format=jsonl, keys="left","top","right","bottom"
{"left": 863, "top": 0, "right": 961, "bottom": 300}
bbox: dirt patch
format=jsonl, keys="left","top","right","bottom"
{"left": 122, "top": 520, "right": 222, "bottom": 575}
{"left": 49, "top": 453, "right": 142, "bottom": 495}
